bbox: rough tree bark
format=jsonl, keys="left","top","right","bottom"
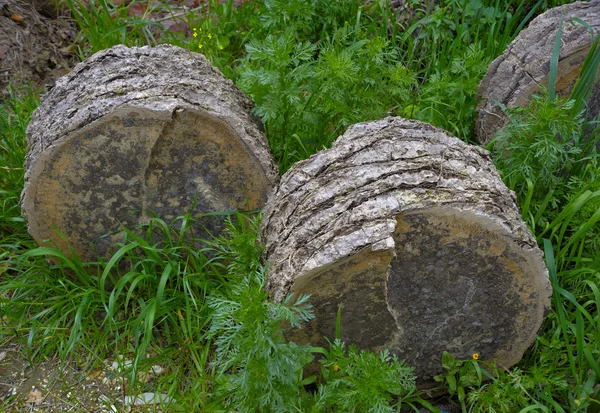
{"left": 476, "top": 0, "right": 600, "bottom": 145}
{"left": 21, "top": 44, "right": 278, "bottom": 262}
{"left": 261, "top": 117, "right": 551, "bottom": 385}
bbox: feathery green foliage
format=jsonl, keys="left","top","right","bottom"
{"left": 491, "top": 93, "right": 585, "bottom": 200}
{"left": 237, "top": 25, "right": 416, "bottom": 170}
{"left": 313, "top": 340, "right": 418, "bottom": 413}
{"left": 206, "top": 216, "right": 315, "bottom": 412}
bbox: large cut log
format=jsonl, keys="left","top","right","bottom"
{"left": 21, "top": 44, "right": 278, "bottom": 262}
{"left": 476, "top": 0, "right": 600, "bottom": 145}
{"left": 261, "top": 117, "right": 551, "bottom": 386}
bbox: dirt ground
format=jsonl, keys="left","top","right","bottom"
{"left": 0, "top": 0, "right": 78, "bottom": 101}
{"left": 1, "top": 343, "right": 122, "bottom": 412}
{"left": 0, "top": 338, "right": 172, "bottom": 412}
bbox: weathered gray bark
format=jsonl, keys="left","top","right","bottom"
{"left": 476, "top": 0, "right": 600, "bottom": 145}
{"left": 261, "top": 117, "right": 551, "bottom": 386}
{"left": 22, "top": 44, "right": 278, "bottom": 262}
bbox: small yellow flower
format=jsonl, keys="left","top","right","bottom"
{"left": 219, "top": 45, "right": 223, "bottom": 50}
{"left": 208, "top": 33, "right": 212, "bottom": 39}
{"left": 333, "top": 364, "right": 340, "bottom": 372}
{"left": 192, "top": 32, "right": 197, "bottom": 38}
{"left": 472, "top": 353, "right": 480, "bottom": 360}
{"left": 198, "top": 44, "right": 203, "bottom": 49}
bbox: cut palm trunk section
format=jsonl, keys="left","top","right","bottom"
{"left": 476, "top": 0, "right": 600, "bottom": 145}
{"left": 261, "top": 117, "right": 551, "bottom": 386}
{"left": 21, "top": 44, "right": 278, "bottom": 263}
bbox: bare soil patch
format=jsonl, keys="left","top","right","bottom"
{"left": 0, "top": 0, "right": 78, "bottom": 100}
{"left": 0, "top": 340, "right": 170, "bottom": 412}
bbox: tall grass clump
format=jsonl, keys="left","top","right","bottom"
{"left": 0, "top": 86, "right": 39, "bottom": 254}
{"left": 1, "top": 212, "right": 239, "bottom": 410}
{"left": 63, "top": 0, "right": 163, "bottom": 58}
{"left": 1, "top": 213, "right": 216, "bottom": 364}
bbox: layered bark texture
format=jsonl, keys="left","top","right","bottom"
{"left": 22, "top": 44, "right": 278, "bottom": 262}
{"left": 476, "top": 0, "right": 600, "bottom": 145}
{"left": 261, "top": 117, "right": 551, "bottom": 384}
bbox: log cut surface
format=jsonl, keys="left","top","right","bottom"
{"left": 476, "top": 0, "right": 600, "bottom": 145}
{"left": 261, "top": 117, "right": 551, "bottom": 385}
{"left": 22, "top": 44, "right": 278, "bottom": 262}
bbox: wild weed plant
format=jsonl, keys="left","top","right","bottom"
{"left": 2, "top": 0, "right": 600, "bottom": 411}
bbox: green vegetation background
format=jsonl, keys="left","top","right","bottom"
{"left": 2, "top": 0, "right": 600, "bottom": 411}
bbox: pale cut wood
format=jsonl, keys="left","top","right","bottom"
{"left": 21, "top": 44, "right": 278, "bottom": 262}
{"left": 261, "top": 117, "right": 551, "bottom": 386}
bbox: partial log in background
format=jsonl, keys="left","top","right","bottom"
{"left": 261, "top": 117, "right": 551, "bottom": 385}
{"left": 476, "top": 0, "right": 600, "bottom": 145}
{"left": 21, "top": 44, "right": 278, "bottom": 262}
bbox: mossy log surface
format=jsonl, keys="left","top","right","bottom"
{"left": 476, "top": 0, "right": 600, "bottom": 145}
{"left": 22, "top": 44, "right": 278, "bottom": 262}
{"left": 261, "top": 117, "right": 551, "bottom": 385}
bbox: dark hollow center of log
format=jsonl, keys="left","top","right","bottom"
{"left": 31, "top": 106, "right": 269, "bottom": 260}
{"left": 387, "top": 208, "right": 527, "bottom": 381}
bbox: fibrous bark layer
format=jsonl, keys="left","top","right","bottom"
{"left": 22, "top": 44, "right": 278, "bottom": 262}
{"left": 261, "top": 117, "right": 551, "bottom": 385}
{"left": 476, "top": 0, "right": 600, "bottom": 145}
